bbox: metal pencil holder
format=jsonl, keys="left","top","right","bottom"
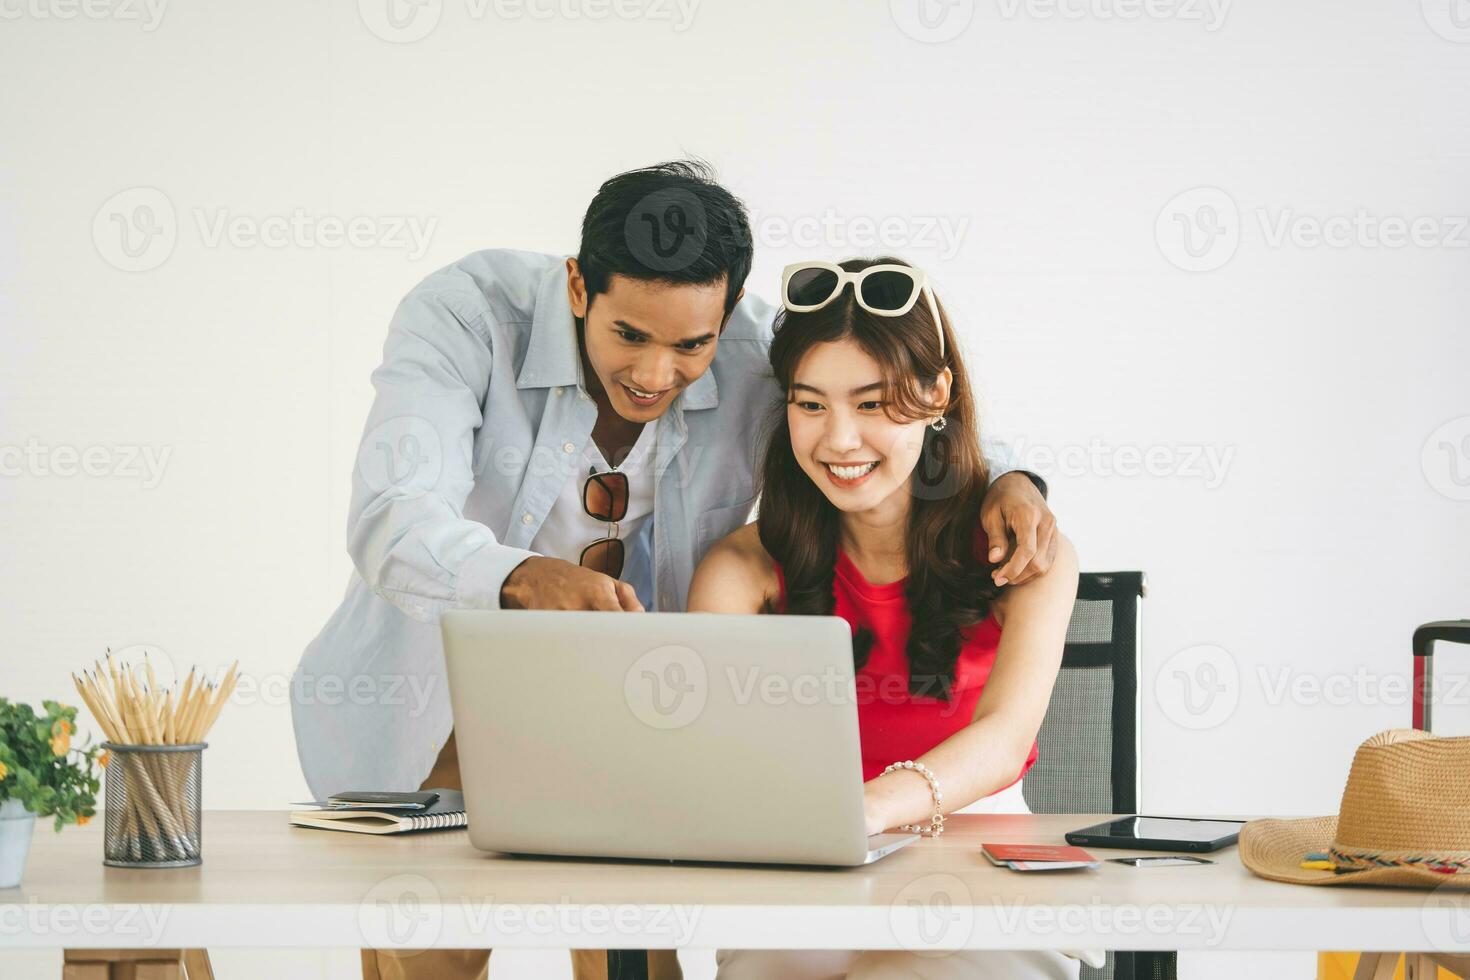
{"left": 101, "top": 742, "right": 206, "bottom": 868}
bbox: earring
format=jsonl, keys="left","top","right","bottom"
{"left": 929, "top": 416, "right": 947, "bottom": 432}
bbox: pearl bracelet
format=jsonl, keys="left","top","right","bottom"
{"left": 882, "top": 760, "right": 945, "bottom": 837}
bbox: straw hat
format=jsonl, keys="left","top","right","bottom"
{"left": 1240, "top": 728, "right": 1470, "bottom": 889}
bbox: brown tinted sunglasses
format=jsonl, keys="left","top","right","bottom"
{"left": 580, "top": 468, "right": 628, "bottom": 577}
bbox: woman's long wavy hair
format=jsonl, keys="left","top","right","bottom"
{"left": 758, "top": 257, "right": 998, "bottom": 699}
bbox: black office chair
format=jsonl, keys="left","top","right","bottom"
{"left": 1023, "top": 571, "right": 1176, "bottom": 980}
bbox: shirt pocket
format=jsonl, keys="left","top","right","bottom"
{"left": 695, "top": 495, "right": 758, "bottom": 557}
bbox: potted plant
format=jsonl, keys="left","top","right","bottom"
{"left": 0, "top": 698, "right": 104, "bottom": 888}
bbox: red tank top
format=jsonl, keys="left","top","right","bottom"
{"left": 773, "top": 541, "right": 1039, "bottom": 787}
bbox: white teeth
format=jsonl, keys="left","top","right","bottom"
{"left": 627, "top": 386, "right": 660, "bottom": 399}
{"left": 827, "top": 462, "right": 878, "bottom": 480}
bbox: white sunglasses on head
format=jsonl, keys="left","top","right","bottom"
{"left": 780, "top": 261, "right": 945, "bottom": 360}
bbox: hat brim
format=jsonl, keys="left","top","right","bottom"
{"left": 1240, "top": 816, "right": 1470, "bottom": 890}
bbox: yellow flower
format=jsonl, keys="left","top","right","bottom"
{"left": 77, "top": 814, "right": 91, "bottom": 826}
{"left": 98, "top": 750, "right": 110, "bottom": 769}
{"left": 51, "top": 732, "right": 70, "bottom": 756}
{"left": 0, "top": 760, "right": 8, "bottom": 780}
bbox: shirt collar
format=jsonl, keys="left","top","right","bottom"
{"left": 516, "top": 258, "right": 720, "bottom": 411}
{"left": 516, "top": 260, "right": 581, "bottom": 391}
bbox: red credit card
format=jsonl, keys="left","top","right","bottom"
{"left": 982, "top": 843, "right": 1097, "bottom": 863}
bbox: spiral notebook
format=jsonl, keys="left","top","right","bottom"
{"left": 289, "top": 788, "right": 467, "bottom": 835}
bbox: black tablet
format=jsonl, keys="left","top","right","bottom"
{"left": 1065, "top": 815, "right": 1247, "bottom": 853}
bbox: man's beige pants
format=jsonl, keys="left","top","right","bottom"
{"left": 360, "top": 732, "right": 684, "bottom": 980}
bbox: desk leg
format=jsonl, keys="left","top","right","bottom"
{"left": 607, "top": 950, "right": 650, "bottom": 980}
{"left": 181, "top": 950, "right": 214, "bottom": 980}
{"left": 1352, "top": 953, "right": 1399, "bottom": 980}
{"left": 1407, "top": 952, "right": 1470, "bottom": 980}
{"left": 1427, "top": 954, "right": 1470, "bottom": 979}
{"left": 61, "top": 949, "right": 212, "bottom": 980}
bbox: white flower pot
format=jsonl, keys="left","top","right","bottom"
{"left": 0, "top": 797, "right": 37, "bottom": 889}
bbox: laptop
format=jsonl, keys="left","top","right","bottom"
{"left": 440, "top": 609, "right": 918, "bottom": 866}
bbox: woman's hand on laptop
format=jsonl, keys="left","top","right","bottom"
{"left": 500, "top": 556, "right": 644, "bottom": 611}
{"left": 980, "top": 472, "right": 1059, "bottom": 588}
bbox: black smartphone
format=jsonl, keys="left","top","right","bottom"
{"left": 1066, "top": 815, "right": 1246, "bottom": 852}
{"left": 1107, "top": 856, "right": 1215, "bottom": 867}
{"left": 326, "top": 791, "right": 440, "bottom": 810}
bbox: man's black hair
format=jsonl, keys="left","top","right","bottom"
{"left": 577, "top": 160, "right": 753, "bottom": 317}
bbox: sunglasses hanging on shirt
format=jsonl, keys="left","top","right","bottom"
{"left": 580, "top": 467, "right": 629, "bottom": 578}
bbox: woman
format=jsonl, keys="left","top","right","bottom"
{"left": 688, "top": 258, "right": 1090, "bottom": 980}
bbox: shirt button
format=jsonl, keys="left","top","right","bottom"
{"left": 553, "top": 387, "right": 564, "bottom": 396}
{"left": 521, "top": 513, "right": 533, "bottom": 525}
{"left": 563, "top": 442, "right": 575, "bottom": 454}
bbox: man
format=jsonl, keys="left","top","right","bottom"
{"left": 292, "top": 161, "right": 1059, "bottom": 980}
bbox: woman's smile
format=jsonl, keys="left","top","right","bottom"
{"left": 822, "top": 459, "right": 881, "bottom": 488}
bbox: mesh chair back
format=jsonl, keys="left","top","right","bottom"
{"left": 1023, "top": 571, "right": 1150, "bottom": 980}
{"left": 1023, "top": 571, "right": 1144, "bottom": 816}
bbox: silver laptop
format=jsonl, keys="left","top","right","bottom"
{"left": 440, "top": 609, "right": 918, "bottom": 866}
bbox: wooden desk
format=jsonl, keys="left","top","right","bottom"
{"left": 3, "top": 812, "right": 1468, "bottom": 955}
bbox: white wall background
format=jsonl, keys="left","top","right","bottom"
{"left": 4, "top": 0, "right": 1469, "bottom": 976}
